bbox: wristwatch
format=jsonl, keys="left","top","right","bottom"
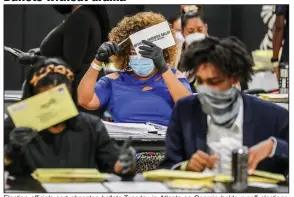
{"left": 271, "top": 57, "right": 279, "bottom": 68}
{"left": 271, "top": 57, "right": 279, "bottom": 62}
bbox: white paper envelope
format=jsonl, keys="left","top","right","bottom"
{"left": 129, "top": 21, "right": 175, "bottom": 55}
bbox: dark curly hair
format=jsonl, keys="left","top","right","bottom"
{"left": 109, "top": 11, "right": 177, "bottom": 70}
{"left": 178, "top": 36, "right": 254, "bottom": 84}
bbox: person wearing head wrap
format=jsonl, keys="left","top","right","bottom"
{"left": 4, "top": 58, "right": 136, "bottom": 176}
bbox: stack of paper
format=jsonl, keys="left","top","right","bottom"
{"left": 213, "top": 170, "right": 285, "bottom": 184}
{"left": 102, "top": 121, "right": 167, "bottom": 139}
{"left": 259, "top": 94, "right": 288, "bottom": 103}
{"left": 42, "top": 183, "right": 108, "bottom": 192}
{"left": 32, "top": 169, "right": 110, "bottom": 183}
{"left": 248, "top": 71, "right": 279, "bottom": 92}
{"left": 252, "top": 50, "right": 281, "bottom": 71}
{"left": 166, "top": 179, "right": 214, "bottom": 191}
{"left": 143, "top": 169, "right": 215, "bottom": 182}
{"left": 144, "top": 169, "right": 285, "bottom": 184}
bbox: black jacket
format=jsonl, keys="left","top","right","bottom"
{"left": 40, "top": 6, "right": 109, "bottom": 117}
{"left": 5, "top": 113, "right": 119, "bottom": 176}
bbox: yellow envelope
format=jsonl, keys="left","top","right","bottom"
{"left": 143, "top": 169, "right": 214, "bottom": 181}
{"left": 214, "top": 175, "right": 280, "bottom": 184}
{"left": 252, "top": 170, "right": 286, "bottom": 182}
{"left": 7, "top": 84, "right": 79, "bottom": 132}
{"left": 167, "top": 179, "right": 214, "bottom": 189}
{"left": 32, "top": 168, "right": 110, "bottom": 183}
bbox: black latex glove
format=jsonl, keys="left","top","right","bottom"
{"left": 138, "top": 40, "right": 169, "bottom": 74}
{"left": 119, "top": 138, "right": 136, "bottom": 174}
{"left": 5, "top": 127, "right": 37, "bottom": 161}
{"left": 4, "top": 47, "right": 42, "bottom": 65}
{"left": 28, "top": 48, "right": 41, "bottom": 55}
{"left": 95, "top": 42, "right": 119, "bottom": 62}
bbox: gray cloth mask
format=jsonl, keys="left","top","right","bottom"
{"left": 196, "top": 85, "right": 241, "bottom": 128}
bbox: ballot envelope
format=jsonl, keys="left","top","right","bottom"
{"left": 7, "top": 84, "right": 79, "bottom": 132}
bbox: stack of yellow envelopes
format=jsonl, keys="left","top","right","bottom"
{"left": 259, "top": 94, "right": 288, "bottom": 103}
{"left": 143, "top": 169, "right": 215, "bottom": 182}
{"left": 32, "top": 169, "right": 110, "bottom": 183}
{"left": 143, "top": 169, "right": 286, "bottom": 186}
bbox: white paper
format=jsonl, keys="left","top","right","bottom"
{"left": 102, "top": 121, "right": 167, "bottom": 138}
{"left": 249, "top": 182, "right": 278, "bottom": 188}
{"left": 42, "top": 183, "right": 108, "bottom": 192}
{"left": 104, "top": 182, "right": 170, "bottom": 192}
{"left": 129, "top": 21, "right": 175, "bottom": 55}
{"left": 275, "top": 103, "right": 288, "bottom": 110}
{"left": 248, "top": 71, "right": 279, "bottom": 91}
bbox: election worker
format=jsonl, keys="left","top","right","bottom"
{"left": 163, "top": 36, "right": 288, "bottom": 175}
{"left": 78, "top": 12, "right": 192, "bottom": 127}
{"left": 272, "top": 5, "right": 289, "bottom": 79}
{"left": 168, "top": 14, "right": 184, "bottom": 46}
{"left": 4, "top": 58, "right": 136, "bottom": 176}
{"left": 174, "top": 10, "right": 208, "bottom": 92}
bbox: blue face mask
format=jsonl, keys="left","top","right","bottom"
{"left": 128, "top": 55, "right": 155, "bottom": 77}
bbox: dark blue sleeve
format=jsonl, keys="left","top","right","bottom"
{"left": 273, "top": 108, "right": 288, "bottom": 159}
{"left": 275, "top": 5, "right": 287, "bottom": 15}
{"left": 162, "top": 99, "right": 185, "bottom": 169}
{"left": 94, "top": 76, "right": 112, "bottom": 107}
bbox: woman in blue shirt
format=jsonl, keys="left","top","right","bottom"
{"left": 78, "top": 12, "right": 192, "bottom": 126}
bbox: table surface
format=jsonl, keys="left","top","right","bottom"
{"left": 5, "top": 176, "right": 289, "bottom": 193}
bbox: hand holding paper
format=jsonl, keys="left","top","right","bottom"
{"left": 139, "top": 40, "right": 168, "bottom": 74}
{"left": 95, "top": 42, "right": 119, "bottom": 62}
{"left": 187, "top": 150, "right": 219, "bottom": 172}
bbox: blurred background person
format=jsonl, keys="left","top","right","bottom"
{"left": 78, "top": 12, "right": 192, "bottom": 127}
{"left": 39, "top": 5, "right": 110, "bottom": 118}
{"left": 176, "top": 7, "right": 208, "bottom": 92}
{"left": 168, "top": 14, "right": 184, "bottom": 45}
{"left": 272, "top": 5, "right": 289, "bottom": 79}
{"left": 4, "top": 58, "right": 136, "bottom": 176}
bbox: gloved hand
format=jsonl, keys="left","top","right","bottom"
{"left": 5, "top": 127, "right": 37, "bottom": 161}
{"left": 95, "top": 42, "right": 119, "bottom": 62}
{"left": 28, "top": 48, "right": 41, "bottom": 55}
{"left": 119, "top": 138, "right": 136, "bottom": 174}
{"left": 138, "top": 40, "right": 169, "bottom": 74}
{"left": 4, "top": 46, "right": 42, "bottom": 65}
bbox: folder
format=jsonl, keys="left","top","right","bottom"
{"left": 259, "top": 94, "right": 288, "bottom": 103}
{"left": 252, "top": 170, "right": 286, "bottom": 182}
{"left": 143, "top": 169, "right": 214, "bottom": 181}
{"left": 144, "top": 169, "right": 285, "bottom": 184}
{"left": 32, "top": 169, "right": 110, "bottom": 183}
